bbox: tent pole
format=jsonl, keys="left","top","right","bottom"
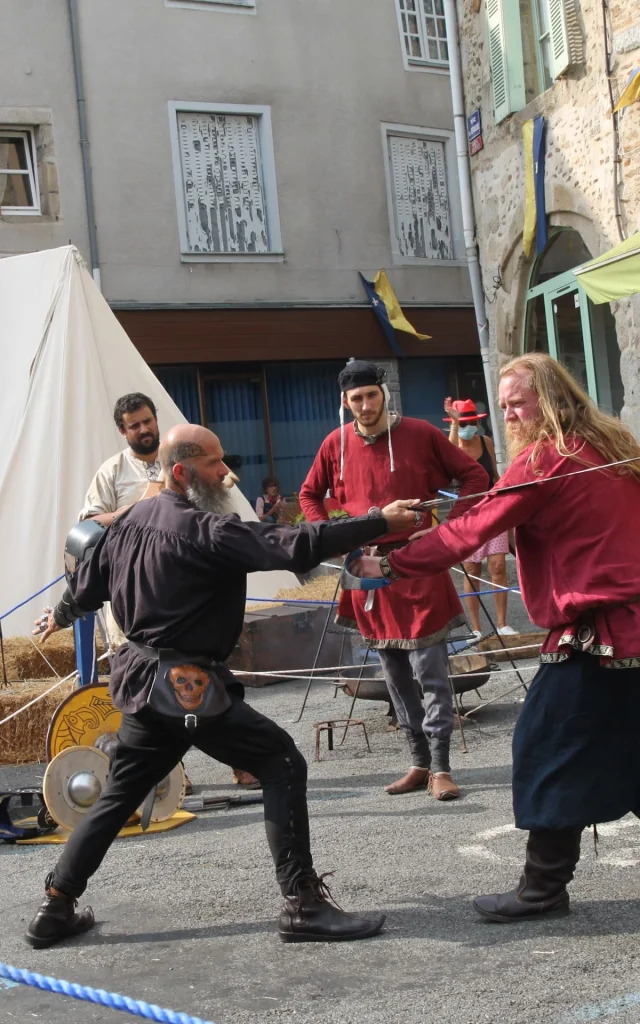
{"left": 67, "top": 0, "right": 101, "bottom": 290}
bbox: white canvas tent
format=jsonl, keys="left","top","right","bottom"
{"left": 0, "top": 245, "right": 299, "bottom": 637}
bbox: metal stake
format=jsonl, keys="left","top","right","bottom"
{"left": 293, "top": 571, "right": 342, "bottom": 723}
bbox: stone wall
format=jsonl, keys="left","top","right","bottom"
{"left": 456, "top": 0, "right": 639, "bottom": 429}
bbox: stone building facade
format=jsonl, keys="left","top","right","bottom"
{"left": 455, "top": 0, "right": 640, "bottom": 431}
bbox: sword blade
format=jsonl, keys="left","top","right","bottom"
{"left": 140, "top": 785, "right": 157, "bottom": 832}
{"left": 414, "top": 456, "right": 640, "bottom": 511}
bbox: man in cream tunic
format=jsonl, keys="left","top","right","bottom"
{"left": 79, "top": 393, "right": 163, "bottom": 647}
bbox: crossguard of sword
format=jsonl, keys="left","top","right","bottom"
{"left": 341, "top": 550, "right": 392, "bottom": 591}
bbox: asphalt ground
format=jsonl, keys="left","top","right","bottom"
{"left": 2, "top": 571, "right": 640, "bottom": 1024}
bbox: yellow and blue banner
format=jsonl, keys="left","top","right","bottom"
{"left": 613, "top": 68, "right": 640, "bottom": 113}
{"left": 522, "top": 116, "right": 548, "bottom": 259}
{"left": 359, "top": 270, "right": 431, "bottom": 357}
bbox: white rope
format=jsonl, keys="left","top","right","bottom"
{"left": 0, "top": 653, "right": 111, "bottom": 728}
{"left": 448, "top": 641, "right": 542, "bottom": 658}
{"left": 232, "top": 662, "right": 367, "bottom": 677}
{"left": 450, "top": 564, "right": 520, "bottom": 594}
{"left": 0, "top": 672, "right": 78, "bottom": 727}
{"left": 25, "top": 632, "right": 61, "bottom": 680}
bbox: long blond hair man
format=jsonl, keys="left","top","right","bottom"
{"left": 354, "top": 353, "right": 640, "bottom": 924}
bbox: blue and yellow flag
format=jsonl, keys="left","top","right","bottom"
{"left": 359, "top": 270, "right": 431, "bottom": 357}
{"left": 613, "top": 68, "right": 640, "bottom": 113}
{"left": 523, "top": 116, "right": 548, "bottom": 259}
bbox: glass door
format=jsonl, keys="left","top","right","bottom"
{"left": 526, "top": 269, "right": 598, "bottom": 404}
{"left": 545, "top": 277, "right": 597, "bottom": 398}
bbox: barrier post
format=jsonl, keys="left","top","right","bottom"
{"left": 73, "top": 614, "right": 97, "bottom": 686}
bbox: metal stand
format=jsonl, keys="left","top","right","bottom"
{"left": 293, "top": 571, "right": 342, "bottom": 723}
{"left": 458, "top": 562, "right": 529, "bottom": 696}
{"left": 314, "top": 718, "right": 371, "bottom": 761}
{"left": 338, "top": 647, "right": 370, "bottom": 745}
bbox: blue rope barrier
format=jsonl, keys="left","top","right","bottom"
{"left": 246, "top": 586, "right": 520, "bottom": 607}
{"left": 0, "top": 962, "right": 215, "bottom": 1024}
{"left": 0, "top": 576, "right": 65, "bottom": 622}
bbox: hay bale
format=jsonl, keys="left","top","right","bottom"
{"left": 1, "top": 630, "right": 105, "bottom": 682}
{"left": 0, "top": 679, "right": 76, "bottom": 765}
{"left": 246, "top": 575, "right": 340, "bottom": 613}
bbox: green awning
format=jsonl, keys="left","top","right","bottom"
{"left": 573, "top": 231, "right": 640, "bottom": 304}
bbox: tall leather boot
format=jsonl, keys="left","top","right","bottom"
{"left": 279, "top": 874, "right": 385, "bottom": 942}
{"left": 25, "top": 873, "right": 95, "bottom": 949}
{"left": 474, "top": 828, "right": 582, "bottom": 923}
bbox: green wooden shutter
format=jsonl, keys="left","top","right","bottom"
{"left": 486, "top": 0, "right": 526, "bottom": 124}
{"left": 547, "top": 0, "right": 570, "bottom": 78}
{"left": 548, "top": 0, "right": 583, "bottom": 79}
{"left": 486, "top": 0, "right": 510, "bottom": 123}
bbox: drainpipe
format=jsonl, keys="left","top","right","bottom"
{"left": 443, "top": 0, "right": 504, "bottom": 472}
{"left": 67, "top": 0, "right": 101, "bottom": 290}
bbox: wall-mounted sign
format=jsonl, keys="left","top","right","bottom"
{"left": 469, "top": 135, "right": 484, "bottom": 155}
{"left": 467, "top": 110, "right": 482, "bottom": 142}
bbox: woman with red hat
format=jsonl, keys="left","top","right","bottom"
{"left": 444, "top": 397, "right": 517, "bottom": 641}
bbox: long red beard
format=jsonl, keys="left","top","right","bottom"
{"left": 506, "top": 420, "right": 541, "bottom": 461}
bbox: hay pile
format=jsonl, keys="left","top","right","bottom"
{"left": 0, "top": 678, "right": 76, "bottom": 765}
{"left": 1, "top": 630, "right": 105, "bottom": 682}
{"left": 246, "top": 574, "right": 340, "bottom": 613}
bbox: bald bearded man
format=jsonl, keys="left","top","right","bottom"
{"left": 27, "top": 424, "right": 419, "bottom": 949}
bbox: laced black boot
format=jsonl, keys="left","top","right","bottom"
{"left": 474, "top": 828, "right": 582, "bottom": 923}
{"left": 25, "top": 873, "right": 95, "bottom": 949}
{"left": 279, "top": 873, "right": 385, "bottom": 943}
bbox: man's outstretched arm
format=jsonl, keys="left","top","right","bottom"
{"left": 211, "top": 501, "right": 418, "bottom": 575}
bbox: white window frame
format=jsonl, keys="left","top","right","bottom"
{"left": 0, "top": 126, "right": 41, "bottom": 215}
{"left": 168, "top": 101, "right": 283, "bottom": 263}
{"left": 381, "top": 123, "right": 465, "bottom": 267}
{"left": 394, "top": 0, "right": 450, "bottom": 75}
{"left": 165, "top": 0, "right": 255, "bottom": 13}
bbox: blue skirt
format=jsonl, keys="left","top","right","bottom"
{"left": 513, "top": 653, "right": 640, "bottom": 830}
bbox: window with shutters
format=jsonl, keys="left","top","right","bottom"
{"left": 168, "top": 102, "right": 282, "bottom": 262}
{"left": 395, "top": 0, "right": 449, "bottom": 70}
{"left": 487, "top": 0, "right": 584, "bottom": 122}
{"left": 382, "top": 125, "right": 461, "bottom": 264}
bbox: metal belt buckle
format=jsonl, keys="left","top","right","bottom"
{"left": 577, "top": 624, "right": 595, "bottom": 651}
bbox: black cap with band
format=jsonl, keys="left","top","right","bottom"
{"left": 338, "top": 361, "right": 386, "bottom": 393}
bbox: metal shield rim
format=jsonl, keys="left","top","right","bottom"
{"left": 43, "top": 745, "right": 110, "bottom": 832}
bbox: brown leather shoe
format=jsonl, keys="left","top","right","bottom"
{"left": 385, "top": 767, "right": 430, "bottom": 795}
{"left": 429, "top": 772, "right": 461, "bottom": 801}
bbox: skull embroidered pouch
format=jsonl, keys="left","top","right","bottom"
{"left": 128, "top": 642, "right": 231, "bottom": 730}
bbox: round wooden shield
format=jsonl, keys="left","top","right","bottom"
{"left": 43, "top": 746, "right": 110, "bottom": 832}
{"left": 137, "top": 763, "right": 186, "bottom": 823}
{"left": 46, "top": 683, "right": 121, "bottom": 762}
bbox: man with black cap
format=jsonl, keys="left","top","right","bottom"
{"left": 299, "top": 361, "right": 489, "bottom": 800}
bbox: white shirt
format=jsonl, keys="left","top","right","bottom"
{"left": 79, "top": 449, "right": 163, "bottom": 521}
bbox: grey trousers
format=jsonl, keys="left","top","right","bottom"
{"left": 377, "top": 642, "right": 453, "bottom": 773}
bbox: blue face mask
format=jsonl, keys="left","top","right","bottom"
{"left": 458, "top": 424, "right": 478, "bottom": 440}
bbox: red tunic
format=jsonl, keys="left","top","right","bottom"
{"left": 299, "top": 417, "right": 490, "bottom": 648}
{"left": 389, "top": 438, "right": 640, "bottom": 665}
